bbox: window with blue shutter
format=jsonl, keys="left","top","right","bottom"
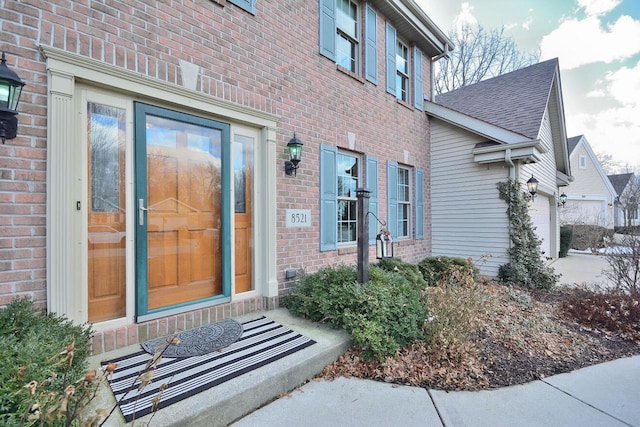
{"left": 320, "top": 144, "right": 338, "bottom": 251}
{"left": 366, "top": 156, "right": 378, "bottom": 244}
{"left": 387, "top": 161, "right": 398, "bottom": 238}
{"left": 385, "top": 22, "right": 396, "bottom": 95}
{"left": 319, "top": 0, "right": 337, "bottom": 60}
{"left": 415, "top": 168, "right": 424, "bottom": 239}
{"left": 228, "top": 0, "right": 256, "bottom": 15}
{"left": 413, "top": 47, "right": 423, "bottom": 110}
{"left": 365, "top": 4, "right": 378, "bottom": 84}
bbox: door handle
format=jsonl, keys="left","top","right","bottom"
{"left": 138, "top": 198, "right": 148, "bottom": 226}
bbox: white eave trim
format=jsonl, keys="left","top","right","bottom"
{"left": 472, "top": 139, "right": 546, "bottom": 164}
{"left": 425, "top": 100, "right": 529, "bottom": 144}
{"left": 556, "top": 170, "right": 572, "bottom": 187}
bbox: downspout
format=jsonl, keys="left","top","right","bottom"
{"left": 430, "top": 46, "right": 450, "bottom": 102}
{"left": 505, "top": 148, "right": 515, "bottom": 254}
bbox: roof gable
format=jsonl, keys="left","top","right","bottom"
{"left": 608, "top": 173, "right": 633, "bottom": 195}
{"left": 435, "top": 58, "right": 559, "bottom": 140}
{"left": 568, "top": 135, "right": 616, "bottom": 197}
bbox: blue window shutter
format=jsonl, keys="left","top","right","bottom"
{"left": 387, "top": 161, "right": 398, "bottom": 238}
{"left": 365, "top": 4, "right": 378, "bottom": 84}
{"left": 415, "top": 168, "right": 424, "bottom": 239}
{"left": 366, "top": 155, "right": 378, "bottom": 244}
{"left": 320, "top": 144, "right": 337, "bottom": 251}
{"left": 385, "top": 22, "right": 396, "bottom": 95}
{"left": 228, "top": 0, "right": 256, "bottom": 14}
{"left": 319, "top": 0, "right": 336, "bottom": 60}
{"left": 413, "top": 47, "right": 423, "bottom": 110}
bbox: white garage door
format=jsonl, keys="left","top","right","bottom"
{"left": 530, "top": 195, "right": 551, "bottom": 258}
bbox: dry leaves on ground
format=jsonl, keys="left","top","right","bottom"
{"left": 319, "top": 283, "right": 639, "bottom": 391}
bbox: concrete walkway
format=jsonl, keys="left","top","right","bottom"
{"left": 232, "top": 356, "right": 640, "bottom": 426}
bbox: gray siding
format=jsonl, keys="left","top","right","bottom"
{"left": 431, "top": 119, "right": 510, "bottom": 277}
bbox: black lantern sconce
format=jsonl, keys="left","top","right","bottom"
{"left": 526, "top": 174, "right": 539, "bottom": 200}
{"left": 284, "top": 132, "right": 303, "bottom": 176}
{"left": 558, "top": 192, "right": 567, "bottom": 207}
{"left": 376, "top": 228, "right": 394, "bottom": 259}
{"left": 0, "top": 52, "right": 26, "bottom": 144}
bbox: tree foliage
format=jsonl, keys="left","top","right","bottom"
{"left": 434, "top": 25, "right": 539, "bottom": 95}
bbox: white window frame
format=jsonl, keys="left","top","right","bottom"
{"left": 579, "top": 155, "right": 586, "bottom": 169}
{"left": 396, "top": 165, "right": 411, "bottom": 239}
{"left": 335, "top": 0, "right": 360, "bottom": 73}
{"left": 336, "top": 151, "right": 361, "bottom": 245}
{"left": 395, "top": 38, "right": 409, "bottom": 102}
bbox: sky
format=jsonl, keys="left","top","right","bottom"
{"left": 416, "top": 0, "right": 640, "bottom": 173}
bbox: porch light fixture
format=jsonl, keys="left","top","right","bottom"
{"left": 558, "top": 192, "right": 567, "bottom": 207}
{"left": 376, "top": 228, "right": 394, "bottom": 259}
{"left": 526, "top": 175, "right": 539, "bottom": 200}
{"left": 0, "top": 52, "right": 26, "bottom": 144}
{"left": 284, "top": 132, "right": 303, "bottom": 176}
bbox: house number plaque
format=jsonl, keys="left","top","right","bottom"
{"left": 286, "top": 209, "right": 312, "bottom": 228}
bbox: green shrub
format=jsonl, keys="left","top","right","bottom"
{"left": 559, "top": 226, "right": 573, "bottom": 258}
{"left": 418, "top": 256, "right": 478, "bottom": 286}
{"left": 282, "top": 264, "right": 427, "bottom": 361}
{"left": 375, "top": 257, "right": 428, "bottom": 290}
{"left": 497, "top": 180, "right": 558, "bottom": 289}
{"left": 0, "top": 297, "right": 94, "bottom": 426}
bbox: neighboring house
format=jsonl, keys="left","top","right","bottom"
{"left": 561, "top": 135, "right": 616, "bottom": 228}
{"left": 0, "top": 1, "right": 451, "bottom": 354}
{"left": 608, "top": 173, "right": 639, "bottom": 227}
{"left": 425, "top": 58, "right": 572, "bottom": 277}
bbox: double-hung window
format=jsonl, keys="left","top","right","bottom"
{"left": 396, "top": 166, "right": 411, "bottom": 238}
{"left": 387, "top": 161, "right": 424, "bottom": 241}
{"left": 395, "top": 40, "right": 409, "bottom": 102}
{"left": 336, "top": 0, "right": 359, "bottom": 72}
{"left": 319, "top": 1, "right": 379, "bottom": 83}
{"left": 385, "top": 21, "right": 424, "bottom": 110}
{"left": 320, "top": 144, "right": 379, "bottom": 251}
{"left": 337, "top": 152, "right": 360, "bottom": 243}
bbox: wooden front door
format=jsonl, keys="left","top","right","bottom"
{"left": 135, "top": 103, "right": 231, "bottom": 317}
{"left": 234, "top": 135, "right": 254, "bottom": 293}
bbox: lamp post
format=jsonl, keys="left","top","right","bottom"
{"left": 0, "top": 52, "right": 25, "bottom": 144}
{"left": 356, "top": 188, "right": 371, "bottom": 284}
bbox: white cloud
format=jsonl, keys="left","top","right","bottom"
{"left": 541, "top": 15, "right": 640, "bottom": 69}
{"left": 454, "top": 2, "right": 478, "bottom": 33}
{"left": 606, "top": 60, "right": 640, "bottom": 106}
{"left": 522, "top": 16, "right": 534, "bottom": 30}
{"left": 567, "top": 61, "right": 640, "bottom": 168}
{"left": 577, "top": 0, "right": 621, "bottom": 16}
{"left": 585, "top": 89, "right": 606, "bottom": 97}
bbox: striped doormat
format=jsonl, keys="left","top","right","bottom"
{"left": 101, "top": 316, "right": 316, "bottom": 422}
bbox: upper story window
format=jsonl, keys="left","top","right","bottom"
{"left": 319, "top": 1, "right": 378, "bottom": 84}
{"left": 336, "top": 0, "right": 359, "bottom": 72}
{"left": 579, "top": 155, "right": 586, "bottom": 169}
{"left": 385, "top": 22, "right": 424, "bottom": 110}
{"left": 395, "top": 39, "right": 409, "bottom": 102}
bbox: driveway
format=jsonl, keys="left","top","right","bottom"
{"left": 549, "top": 251, "right": 612, "bottom": 289}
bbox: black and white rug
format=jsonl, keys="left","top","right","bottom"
{"left": 101, "top": 316, "right": 316, "bottom": 422}
{"left": 140, "top": 318, "right": 243, "bottom": 358}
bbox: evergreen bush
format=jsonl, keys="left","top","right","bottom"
{"left": 559, "top": 226, "right": 573, "bottom": 257}
{"left": 418, "top": 256, "right": 478, "bottom": 286}
{"left": 497, "top": 180, "right": 558, "bottom": 289}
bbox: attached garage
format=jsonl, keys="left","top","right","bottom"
{"left": 530, "top": 195, "right": 551, "bottom": 258}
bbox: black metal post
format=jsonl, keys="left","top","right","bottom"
{"left": 356, "top": 188, "right": 371, "bottom": 283}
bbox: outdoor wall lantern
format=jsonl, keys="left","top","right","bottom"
{"left": 0, "top": 52, "right": 26, "bottom": 144}
{"left": 526, "top": 175, "right": 539, "bottom": 200}
{"left": 376, "top": 228, "right": 394, "bottom": 259}
{"left": 558, "top": 192, "right": 567, "bottom": 207}
{"left": 284, "top": 132, "right": 303, "bottom": 176}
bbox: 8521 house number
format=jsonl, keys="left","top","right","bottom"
{"left": 285, "top": 209, "right": 312, "bottom": 228}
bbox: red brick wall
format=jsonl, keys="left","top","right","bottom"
{"left": 0, "top": 0, "right": 432, "bottom": 309}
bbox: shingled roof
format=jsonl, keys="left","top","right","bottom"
{"left": 608, "top": 173, "right": 633, "bottom": 195}
{"left": 567, "top": 135, "right": 582, "bottom": 154}
{"left": 435, "top": 58, "right": 560, "bottom": 139}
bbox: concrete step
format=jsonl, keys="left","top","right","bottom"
{"left": 88, "top": 308, "right": 352, "bottom": 426}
